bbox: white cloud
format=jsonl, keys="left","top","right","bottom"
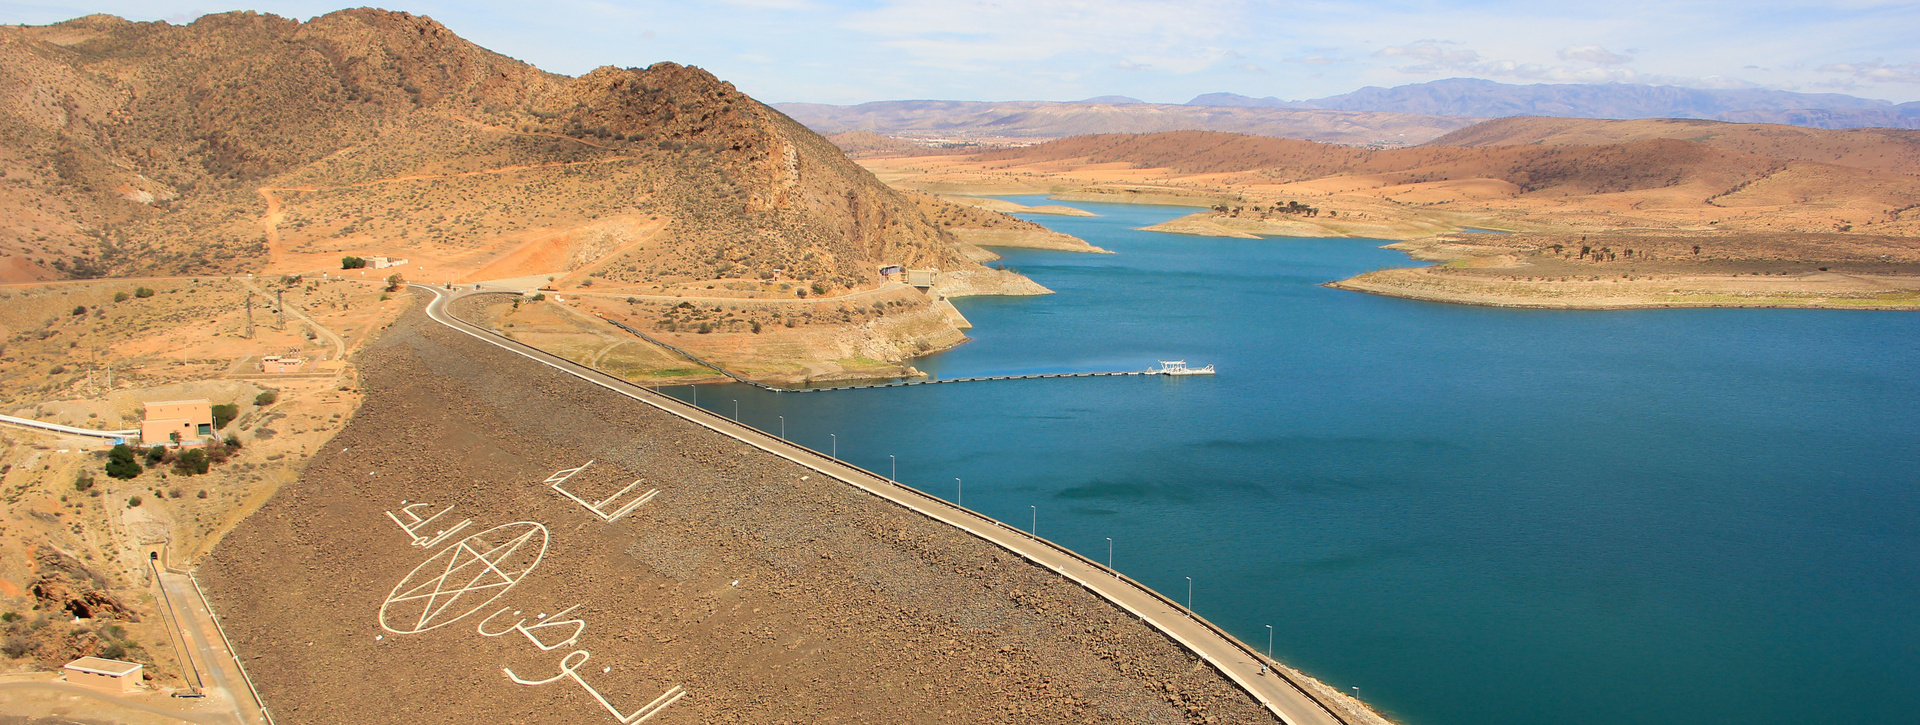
{"left": 1374, "top": 40, "right": 1644, "bottom": 83}
{"left": 1558, "top": 45, "right": 1632, "bottom": 65}
{"left": 1818, "top": 59, "right": 1920, "bottom": 85}
{"left": 1374, "top": 40, "right": 1482, "bottom": 69}
{"left": 840, "top": 0, "right": 1250, "bottom": 74}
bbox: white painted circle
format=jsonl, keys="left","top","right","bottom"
{"left": 379, "top": 522, "right": 549, "bottom": 634}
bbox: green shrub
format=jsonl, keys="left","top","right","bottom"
{"left": 113, "top": 292, "right": 129, "bottom": 302}
{"left": 126, "top": 495, "right": 142, "bottom": 508}
{"left": 341, "top": 256, "right": 366, "bottom": 269}
{"left": 254, "top": 390, "right": 277, "bottom": 406}
{"left": 144, "top": 445, "right": 166, "bottom": 464}
{"left": 210, "top": 403, "right": 239, "bottom": 429}
{"left": 174, "top": 449, "right": 209, "bottom": 475}
{"left": 134, "top": 287, "right": 155, "bottom": 298}
{"left": 106, "top": 444, "right": 144, "bottom": 478}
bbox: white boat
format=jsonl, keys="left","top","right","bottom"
{"left": 1153, "top": 360, "right": 1215, "bottom": 376}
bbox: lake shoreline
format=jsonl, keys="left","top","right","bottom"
{"left": 1328, "top": 267, "right": 1920, "bottom": 310}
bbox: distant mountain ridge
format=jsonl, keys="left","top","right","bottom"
{"left": 772, "top": 99, "right": 1477, "bottom": 146}
{"left": 1187, "top": 79, "right": 1920, "bottom": 130}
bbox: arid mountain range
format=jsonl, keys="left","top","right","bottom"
{"left": 781, "top": 80, "right": 1920, "bottom": 148}
{"left": 939, "top": 123, "right": 1920, "bottom": 238}
{"left": 774, "top": 100, "right": 1479, "bottom": 147}
{"left": 857, "top": 118, "right": 1920, "bottom": 309}
{"left": 0, "top": 9, "right": 1021, "bottom": 288}
{"left": 1189, "top": 78, "right": 1920, "bottom": 129}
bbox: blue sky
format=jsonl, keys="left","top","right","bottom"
{"left": 2, "top": 0, "right": 1916, "bottom": 104}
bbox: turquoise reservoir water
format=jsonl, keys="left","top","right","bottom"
{"left": 674, "top": 198, "right": 1920, "bottom": 725}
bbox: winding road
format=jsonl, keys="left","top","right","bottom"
{"left": 415, "top": 284, "right": 1349, "bottom": 725}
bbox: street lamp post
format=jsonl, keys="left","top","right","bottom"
{"left": 778, "top": 416, "right": 784, "bottom": 440}
{"left": 732, "top": 399, "right": 738, "bottom": 422}
{"left": 830, "top": 434, "right": 836, "bottom": 460}
{"left": 889, "top": 455, "right": 896, "bottom": 483}
{"left": 1185, "top": 577, "right": 1192, "bottom": 615}
{"left": 1266, "top": 625, "right": 1274, "bottom": 663}
{"left": 955, "top": 478, "right": 962, "bottom": 507}
{"left": 1106, "top": 537, "right": 1113, "bottom": 575}
{"left": 1030, "top": 505, "right": 1036, "bottom": 536}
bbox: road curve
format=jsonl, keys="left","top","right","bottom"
{"left": 412, "top": 284, "right": 1348, "bottom": 725}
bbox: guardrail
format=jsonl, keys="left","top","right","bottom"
{"left": 426, "top": 286, "right": 1346, "bottom": 725}
{"left": 648, "top": 389, "right": 1351, "bottom": 725}
{"left": 184, "top": 570, "right": 277, "bottom": 725}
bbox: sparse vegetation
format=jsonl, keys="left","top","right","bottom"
{"left": 104, "top": 445, "right": 141, "bottom": 479}
{"left": 210, "top": 403, "right": 239, "bottom": 429}
{"left": 173, "top": 448, "right": 209, "bottom": 476}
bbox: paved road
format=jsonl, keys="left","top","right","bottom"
{"left": 415, "top": 285, "right": 1347, "bottom": 725}
{"left": 156, "top": 569, "right": 270, "bottom": 725}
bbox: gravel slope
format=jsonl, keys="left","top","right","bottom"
{"left": 199, "top": 299, "right": 1274, "bottom": 725}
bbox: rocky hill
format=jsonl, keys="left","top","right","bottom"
{"left": 973, "top": 128, "right": 1920, "bottom": 206}
{"left": 0, "top": 9, "right": 998, "bottom": 289}
{"left": 1425, "top": 116, "right": 1920, "bottom": 176}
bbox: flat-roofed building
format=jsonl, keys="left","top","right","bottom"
{"left": 63, "top": 656, "right": 143, "bottom": 694}
{"left": 260, "top": 355, "right": 305, "bottom": 373}
{"left": 141, "top": 399, "right": 212, "bottom": 445}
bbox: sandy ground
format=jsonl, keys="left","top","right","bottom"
{"left": 858, "top": 149, "right": 1920, "bottom": 310}
{"left": 0, "top": 277, "right": 412, "bottom": 722}
{"left": 195, "top": 299, "right": 1276, "bottom": 725}
{"left": 1333, "top": 266, "right": 1920, "bottom": 309}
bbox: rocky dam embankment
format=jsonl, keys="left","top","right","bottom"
{"left": 197, "top": 297, "right": 1275, "bottom": 725}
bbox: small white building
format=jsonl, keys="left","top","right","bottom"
{"left": 63, "top": 656, "right": 143, "bottom": 694}
{"left": 260, "top": 355, "right": 305, "bottom": 373}
{"left": 366, "top": 256, "right": 409, "bottom": 269}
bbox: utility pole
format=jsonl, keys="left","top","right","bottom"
{"left": 275, "top": 289, "right": 286, "bottom": 330}
{"left": 244, "top": 294, "right": 254, "bottom": 339}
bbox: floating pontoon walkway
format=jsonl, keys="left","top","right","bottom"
{"left": 789, "top": 369, "right": 1158, "bottom": 392}
{"left": 596, "top": 313, "right": 1189, "bottom": 393}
